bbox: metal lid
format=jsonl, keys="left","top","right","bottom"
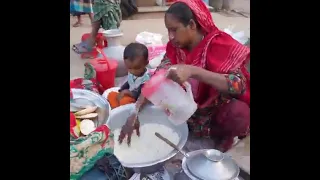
{"left": 185, "top": 149, "right": 239, "bottom": 180}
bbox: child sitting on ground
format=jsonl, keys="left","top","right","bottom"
{"left": 107, "top": 43, "right": 150, "bottom": 109}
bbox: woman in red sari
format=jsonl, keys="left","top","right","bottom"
{"left": 119, "top": 0, "right": 250, "bottom": 152}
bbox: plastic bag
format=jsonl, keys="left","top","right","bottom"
{"left": 147, "top": 45, "right": 166, "bottom": 61}
{"left": 224, "top": 26, "right": 249, "bottom": 45}
{"left": 148, "top": 51, "right": 165, "bottom": 69}
{"left": 70, "top": 78, "right": 100, "bottom": 94}
{"left": 135, "top": 31, "right": 166, "bottom": 65}
{"left": 135, "top": 31, "right": 163, "bottom": 46}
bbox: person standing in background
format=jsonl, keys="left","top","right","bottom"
{"left": 72, "top": 0, "right": 122, "bottom": 54}
{"left": 70, "top": 0, "right": 94, "bottom": 27}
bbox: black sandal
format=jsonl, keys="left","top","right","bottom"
{"left": 72, "top": 41, "right": 93, "bottom": 54}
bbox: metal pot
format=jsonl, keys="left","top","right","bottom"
{"left": 99, "top": 29, "right": 127, "bottom": 77}
{"left": 106, "top": 104, "right": 189, "bottom": 174}
{"left": 181, "top": 149, "right": 240, "bottom": 180}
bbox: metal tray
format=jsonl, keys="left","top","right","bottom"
{"left": 71, "top": 89, "right": 110, "bottom": 131}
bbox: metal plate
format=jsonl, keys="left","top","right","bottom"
{"left": 106, "top": 103, "right": 189, "bottom": 169}
{"left": 71, "top": 88, "right": 110, "bottom": 128}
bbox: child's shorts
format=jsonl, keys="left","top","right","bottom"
{"left": 107, "top": 91, "right": 136, "bottom": 109}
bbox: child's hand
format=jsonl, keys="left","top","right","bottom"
{"left": 117, "top": 89, "right": 132, "bottom": 101}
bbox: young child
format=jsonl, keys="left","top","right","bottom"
{"left": 107, "top": 43, "right": 151, "bottom": 109}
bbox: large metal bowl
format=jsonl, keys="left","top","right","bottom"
{"left": 70, "top": 89, "right": 111, "bottom": 143}
{"left": 106, "top": 103, "right": 189, "bottom": 174}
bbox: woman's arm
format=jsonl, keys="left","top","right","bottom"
{"left": 190, "top": 66, "right": 246, "bottom": 95}
{"left": 135, "top": 94, "right": 148, "bottom": 113}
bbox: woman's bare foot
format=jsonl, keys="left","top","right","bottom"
{"left": 73, "top": 15, "right": 82, "bottom": 27}
{"left": 72, "top": 21, "right": 82, "bottom": 27}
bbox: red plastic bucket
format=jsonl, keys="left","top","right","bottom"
{"left": 80, "top": 33, "right": 108, "bottom": 59}
{"left": 81, "top": 33, "right": 108, "bottom": 48}
{"left": 89, "top": 49, "right": 118, "bottom": 93}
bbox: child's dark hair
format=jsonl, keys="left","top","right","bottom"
{"left": 166, "top": 2, "right": 199, "bottom": 27}
{"left": 123, "top": 43, "right": 148, "bottom": 62}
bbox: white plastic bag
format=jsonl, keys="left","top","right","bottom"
{"left": 135, "top": 31, "right": 163, "bottom": 46}
{"left": 224, "top": 26, "right": 249, "bottom": 45}
{"left": 149, "top": 51, "right": 166, "bottom": 69}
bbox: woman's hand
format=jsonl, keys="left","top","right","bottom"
{"left": 168, "top": 64, "right": 230, "bottom": 93}
{"left": 118, "top": 95, "right": 148, "bottom": 146}
{"left": 118, "top": 112, "right": 140, "bottom": 146}
{"left": 166, "top": 64, "right": 194, "bottom": 84}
